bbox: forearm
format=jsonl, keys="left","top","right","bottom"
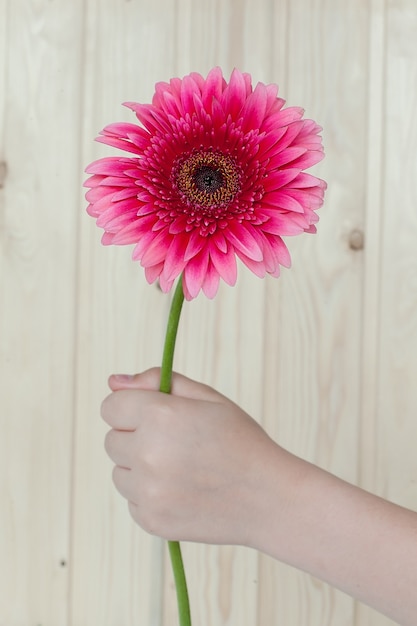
{"left": 250, "top": 448, "right": 417, "bottom": 625}
{"left": 103, "top": 371, "right": 417, "bottom": 625}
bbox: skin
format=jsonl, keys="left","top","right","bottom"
{"left": 101, "top": 368, "right": 417, "bottom": 626}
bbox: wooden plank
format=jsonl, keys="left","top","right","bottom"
{"left": 0, "top": 0, "right": 83, "bottom": 623}
{"left": 0, "top": 0, "right": 7, "bottom": 151}
{"left": 66, "top": 1, "right": 417, "bottom": 625}
{"left": 71, "top": 1, "right": 179, "bottom": 624}
{"left": 259, "top": 0, "right": 369, "bottom": 623}
{"left": 358, "top": 1, "right": 417, "bottom": 624}
{"left": 376, "top": 0, "right": 417, "bottom": 509}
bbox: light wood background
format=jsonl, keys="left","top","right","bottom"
{"left": 0, "top": 0, "right": 416, "bottom": 624}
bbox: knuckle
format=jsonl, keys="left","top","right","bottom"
{"left": 147, "top": 366, "right": 161, "bottom": 378}
{"left": 150, "top": 397, "right": 176, "bottom": 426}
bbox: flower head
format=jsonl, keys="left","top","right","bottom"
{"left": 85, "top": 68, "right": 326, "bottom": 300}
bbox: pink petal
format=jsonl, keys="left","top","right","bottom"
{"left": 144, "top": 262, "right": 164, "bottom": 284}
{"left": 86, "top": 191, "right": 116, "bottom": 215}
{"left": 241, "top": 82, "right": 268, "bottom": 131}
{"left": 202, "top": 261, "right": 221, "bottom": 299}
{"left": 235, "top": 251, "right": 267, "bottom": 278}
{"left": 85, "top": 185, "right": 117, "bottom": 203}
{"left": 180, "top": 75, "right": 200, "bottom": 116}
{"left": 202, "top": 67, "right": 225, "bottom": 112}
{"left": 124, "top": 102, "right": 171, "bottom": 134}
{"left": 183, "top": 249, "right": 210, "bottom": 299}
{"left": 132, "top": 219, "right": 167, "bottom": 259}
{"left": 102, "top": 122, "right": 149, "bottom": 147}
{"left": 264, "top": 83, "right": 283, "bottom": 115}
{"left": 263, "top": 232, "right": 291, "bottom": 268}
{"left": 84, "top": 174, "right": 104, "bottom": 188}
{"left": 285, "top": 187, "right": 325, "bottom": 210}
{"left": 262, "top": 168, "right": 302, "bottom": 191}
{"left": 225, "top": 222, "right": 263, "bottom": 261}
{"left": 85, "top": 157, "right": 136, "bottom": 176}
{"left": 257, "top": 211, "right": 305, "bottom": 235}
{"left": 209, "top": 241, "right": 237, "bottom": 286}
{"left": 184, "top": 230, "right": 206, "bottom": 262}
{"left": 97, "top": 207, "right": 138, "bottom": 231}
{"left": 158, "top": 273, "right": 176, "bottom": 293}
{"left": 111, "top": 186, "right": 140, "bottom": 201}
{"left": 111, "top": 220, "right": 144, "bottom": 245}
{"left": 272, "top": 121, "right": 305, "bottom": 153}
{"left": 210, "top": 230, "right": 228, "bottom": 253}
{"left": 289, "top": 173, "right": 327, "bottom": 190}
{"left": 86, "top": 203, "right": 100, "bottom": 218}
{"left": 221, "top": 68, "right": 248, "bottom": 119}
{"left": 141, "top": 230, "right": 172, "bottom": 266}
{"left": 257, "top": 126, "right": 288, "bottom": 158}
{"left": 162, "top": 91, "right": 182, "bottom": 117}
{"left": 137, "top": 202, "right": 157, "bottom": 217}
{"left": 189, "top": 72, "right": 206, "bottom": 91}
{"left": 288, "top": 149, "right": 324, "bottom": 169}
{"left": 161, "top": 236, "right": 188, "bottom": 282}
{"left": 101, "top": 232, "right": 116, "bottom": 245}
{"left": 268, "top": 146, "right": 307, "bottom": 169}
{"left": 263, "top": 191, "right": 306, "bottom": 213}
{"left": 96, "top": 135, "right": 142, "bottom": 155}
{"left": 168, "top": 215, "right": 191, "bottom": 235}
{"left": 91, "top": 194, "right": 138, "bottom": 220}
{"left": 210, "top": 97, "right": 227, "bottom": 128}
{"left": 181, "top": 279, "right": 193, "bottom": 301}
{"left": 262, "top": 107, "right": 304, "bottom": 132}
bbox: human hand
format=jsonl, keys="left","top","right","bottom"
{"left": 102, "top": 369, "right": 417, "bottom": 625}
{"left": 101, "top": 368, "right": 283, "bottom": 546}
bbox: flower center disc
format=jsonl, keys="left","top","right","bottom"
{"left": 174, "top": 150, "right": 241, "bottom": 210}
{"left": 194, "top": 166, "right": 223, "bottom": 193}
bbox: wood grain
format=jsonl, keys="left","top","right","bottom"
{"left": 358, "top": 1, "right": 417, "bottom": 624}
{"left": 0, "top": 0, "right": 83, "bottom": 623}
{"left": 1, "top": 0, "right": 416, "bottom": 624}
{"left": 259, "top": 1, "right": 369, "bottom": 623}
{"left": 70, "top": 1, "right": 177, "bottom": 623}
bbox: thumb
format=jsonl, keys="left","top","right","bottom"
{"left": 108, "top": 369, "right": 160, "bottom": 392}
{"left": 108, "top": 368, "right": 223, "bottom": 403}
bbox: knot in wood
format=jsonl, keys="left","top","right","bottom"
{"left": 0, "top": 161, "right": 7, "bottom": 188}
{"left": 348, "top": 228, "right": 364, "bottom": 251}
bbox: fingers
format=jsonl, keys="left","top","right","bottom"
{"left": 112, "top": 465, "right": 136, "bottom": 503}
{"left": 100, "top": 388, "right": 155, "bottom": 430}
{"left": 108, "top": 368, "right": 222, "bottom": 403}
{"left": 108, "top": 370, "right": 160, "bottom": 392}
{"left": 104, "top": 428, "right": 133, "bottom": 468}
{"left": 102, "top": 369, "right": 223, "bottom": 431}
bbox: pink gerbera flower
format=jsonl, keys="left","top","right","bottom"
{"left": 85, "top": 67, "right": 326, "bottom": 300}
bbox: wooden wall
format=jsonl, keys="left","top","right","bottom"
{"left": 0, "top": 0, "right": 416, "bottom": 624}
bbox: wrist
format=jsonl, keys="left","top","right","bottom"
{"left": 243, "top": 441, "right": 339, "bottom": 573}
{"left": 241, "top": 440, "right": 306, "bottom": 555}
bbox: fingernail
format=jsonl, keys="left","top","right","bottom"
{"left": 113, "top": 374, "right": 134, "bottom": 382}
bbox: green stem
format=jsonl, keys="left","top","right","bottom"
{"left": 159, "top": 277, "right": 186, "bottom": 394}
{"left": 167, "top": 540, "right": 191, "bottom": 626}
{"left": 159, "top": 276, "right": 191, "bottom": 626}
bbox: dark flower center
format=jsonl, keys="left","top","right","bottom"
{"left": 193, "top": 166, "right": 224, "bottom": 193}
{"left": 174, "top": 150, "right": 241, "bottom": 210}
